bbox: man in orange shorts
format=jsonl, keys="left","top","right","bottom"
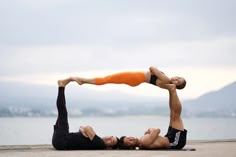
{"left": 70, "top": 66, "right": 186, "bottom": 90}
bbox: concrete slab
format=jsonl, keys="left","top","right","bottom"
{"left": 0, "top": 140, "right": 236, "bottom": 157}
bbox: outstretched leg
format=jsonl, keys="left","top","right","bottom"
{"left": 72, "top": 71, "right": 147, "bottom": 87}
{"left": 168, "top": 86, "right": 184, "bottom": 131}
{"left": 164, "top": 85, "right": 187, "bottom": 150}
{"left": 55, "top": 78, "right": 72, "bottom": 131}
{"left": 52, "top": 78, "right": 72, "bottom": 150}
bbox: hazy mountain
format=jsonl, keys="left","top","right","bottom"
{"left": 184, "top": 81, "right": 236, "bottom": 117}
{"left": 0, "top": 81, "right": 235, "bottom": 117}
{"left": 0, "top": 82, "right": 164, "bottom": 107}
{"left": 0, "top": 82, "right": 167, "bottom": 117}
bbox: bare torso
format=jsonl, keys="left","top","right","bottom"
{"left": 144, "top": 71, "right": 151, "bottom": 82}
{"left": 139, "top": 134, "right": 170, "bottom": 149}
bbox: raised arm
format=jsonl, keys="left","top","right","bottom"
{"left": 149, "top": 66, "right": 170, "bottom": 84}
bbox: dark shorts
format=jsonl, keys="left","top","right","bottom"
{"left": 165, "top": 126, "right": 187, "bottom": 149}
{"left": 149, "top": 75, "right": 158, "bottom": 85}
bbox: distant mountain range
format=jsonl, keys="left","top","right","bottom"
{"left": 184, "top": 81, "right": 236, "bottom": 117}
{"left": 0, "top": 81, "right": 235, "bottom": 117}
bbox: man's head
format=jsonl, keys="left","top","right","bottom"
{"left": 118, "top": 136, "right": 139, "bottom": 149}
{"left": 170, "top": 77, "right": 186, "bottom": 89}
{"left": 102, "top": 136, "right": 119, "bottom": 149}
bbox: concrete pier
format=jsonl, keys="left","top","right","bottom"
{"left": 0, "top": 140, "right": 236, "bottom": 157}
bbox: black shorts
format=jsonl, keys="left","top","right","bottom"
{"left": 149, "top": 75, "right": 158, "bottom": 85}
{"left": 165, "top": 126, "right": 187, "bottom": 149}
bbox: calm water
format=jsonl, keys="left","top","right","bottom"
{"left": 0, "top": 116, "right": 236, "bottom": 145}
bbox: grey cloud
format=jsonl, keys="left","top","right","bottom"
{"left": 0, "top": 0, "right": 235, "bottom": 46}
{"left": 0, "top": 0, "right": 235, "bottom": 76}
{"left": 0, "top": 37, "right": 235, "bottom": 76}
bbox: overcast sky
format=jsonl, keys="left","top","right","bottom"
{"left": 0, "top": 0, "right": 235, "bottom": 99}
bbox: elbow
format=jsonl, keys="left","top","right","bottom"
{"left": 149, "top": 66, "right": 157, "bottom": 71}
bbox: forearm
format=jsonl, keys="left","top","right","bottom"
{"left": 149, "top": 66, "right": 170, "bottom": 83}
{"left": 84, "top": 126, "right": 96, "bottom": 141}
{"left": 158, "top": 83, "right": 176, "bottom": 90}
{"left": 144, "top": 128, "right": 156, "bottom": 134}
{"left": 79, "top": 126, "right": 89, "bottom": 137}
{"left": 144, "top": 128, "right": 160, "bottom": 145}
{"left": 149, "top": 128, "right": 160, "bottom": 141}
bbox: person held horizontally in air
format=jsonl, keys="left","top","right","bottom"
{"left": 70, "top": 66, "right": 186, "bottom": 90}
{"left": 52, "top": 78, "right": 119, "bottom": 150}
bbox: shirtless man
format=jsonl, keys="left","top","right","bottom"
{"left": 118, "top": 84, "right": 187, "bottom": 150}
{"left": 71, "top": 66, "right": 186, "bottom": 89}
{"left": 52, "top": 78, "right": 119, "bottom": 150}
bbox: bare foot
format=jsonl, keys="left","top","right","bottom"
{"left": 57, "top": 77, "right": 72, "bottom": 87}
{"left": 71, "top": 77, "right": 84, "bottom": 85}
